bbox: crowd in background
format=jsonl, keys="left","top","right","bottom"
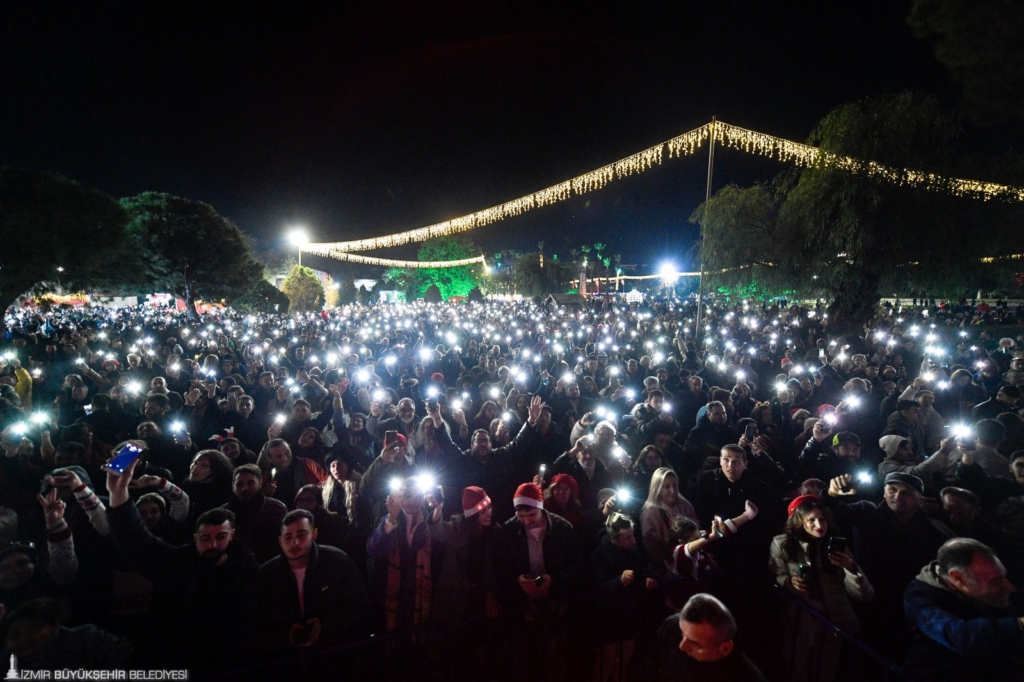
{"left": 1, "top": 294, "right": 1023, "bottom": 681}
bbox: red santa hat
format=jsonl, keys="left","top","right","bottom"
{"left": 513, "top": 482, "right": 544, "bottom": 510}
{"left": 462, "top": 486, "right": 491, "bottom": 517}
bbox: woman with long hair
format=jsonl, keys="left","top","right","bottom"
{"left": 471, "top": 401, "right": 498, "bottom": 433}
{"left": 770, "top": 497, "right": 873, "bottom": 682}
{"left": 182, "top": 449, "right": 234, "bottom": 521}
{"left": 542, "top": 473, "right": 583, "bottom": 528}
{"left": 628, "top": 445, "right": 663, "bottom": 496}
{"left": 639, "top": 467, "right": 697, "bottom": 576}
{"left": 425, "top": 486, "right": 500, "bottom": 624}
{"left": 292, "top": 426, "right": 327, "bottom": 466}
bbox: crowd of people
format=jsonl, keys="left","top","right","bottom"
{"left": 1, "top": 294, "right": 1023, "bottom": 681}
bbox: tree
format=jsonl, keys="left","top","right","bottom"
{"left": 281, "top": 266, "right": 325, "bottom": 311}
{"left": 423, "top": 284, "right": 442, "bottom": 302}
{"left": 512, "top": 252, "right": 573, "bottom": 297}
{"left": 121, "top": 192, "right": 264, "bottom": 320}
{"left": 909, "top": 0, "right": 1024, "bottom": 124}
{"left": 694, "top": 92, "right": 1022, "bottom": 332}
{"left": 337, "top": 277, "right": 358, "bottom": 305}
{"left": 385, "top": 237, "right": 483, "bottom": 300}
{"left": 0, "top": 168, "right": 137, "bottom": 319}
{"left": 234, "top": 280, "right": 290, "bottom": 314}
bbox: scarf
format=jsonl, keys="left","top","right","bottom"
{"left": 384, "top": 517, "right": 432, "bottom": 634}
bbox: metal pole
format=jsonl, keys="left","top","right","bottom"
{"left": 298, "top": 248, "right": 302, "bottom": 268}
{"left": 695, "top": 117, "right": 716, "bottom": 342}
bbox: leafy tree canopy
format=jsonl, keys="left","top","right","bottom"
{"left": 0, "top": 168, "right": 137, "bottom": 317}
{"left": 694, "top": 92, "right": 1024, "bottom": 331}
{"left": 121, "top": 192, "right": 264, "bottom": 318}
{"left": 910, "top": 0, "right": 1024, "bottom": 124}
{"left": 385, "top": 237, "right": 483, "bottom": 300}
{"left": 281, "top": 265, "right": 325, "bottom": 312}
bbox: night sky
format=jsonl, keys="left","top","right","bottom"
{"left": 1, "top": 2, "right": 962, "bottom": 275}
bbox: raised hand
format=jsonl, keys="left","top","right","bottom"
{"left": 37, "top": 488, "right": 67, "bottom": 529}
{"left": 527, "top": 395, "right": 545, "bottom": 424}
{"left": 828, "top": 474, "right": 856, "bottom": 497}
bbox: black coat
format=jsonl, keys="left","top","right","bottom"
{"left": 496, "top": 510, "right": 582, "bottom": 608}
{"left": 108, "top": 501, "right": 258, "bottom": 671}
{"left": 589, "top": 535, "right": 647, "bottom": 644}
{"left": 550, "top": 453, "right": 615, "bottom": 511}
{"left": 246, "top": 542, "right": 369, "bottom": 657}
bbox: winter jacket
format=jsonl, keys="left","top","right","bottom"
{"left": 589, "top": 535, "right": 648, "bottom": 645}
{"left": 222, "top": 492, "right": 288, "bottom": 564}
{"left": 876, "top": 434, "right": 951, "bottom": 492}
{"left": 425, "top": 513, "right": 499, "bottom": 627}
{"left": 107, "top": 500, "right": 258, "bottom": 671}
{"left": 246, "top": 542, "right": 369, "bottom": 657}
{"left": 682, "top": 415, "right": 737, "bottom": 467}
{"left": 549, "top": 453, "right": 615, "bottom": 512}
{"left": 495, "top": 510, "right": 582, "bottom": 608}
{"left": 824, "top": 498, "right": 951, "bottom": 609}
{"left": 769, "top": 535, "right": 873, "bottom": 634}
{"left": 904, "top": 561, "right": 1024, "bottom": 681}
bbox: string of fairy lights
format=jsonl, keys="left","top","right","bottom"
{"left": 302, "top": 119, "right": 1024, "bottom": 269}
{"left": 314, "top": 252, "right": 487, "bottom": 269}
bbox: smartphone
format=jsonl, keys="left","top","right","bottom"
{"left": 426, "top": 397, "right": 438, "bottom": 412}
{"left": 796, "top": 561, "right": 812, "bottom": 579}
{"left": 384, "top": 430, "right": 400, "bottom": 449}
{"left": 84, "top": 405, "right": 93, "bottom": 416}
{"left": 744, "top": 424, "right": 756, "bottom": 440}
{"left": 827, "top": 537, "right": 848, "bottom": 555}
{"left": 103, "top": 442, "right": 144, "bottom": 475}
{"left": 819, "top": 349, "right": 826, "bottom": 359}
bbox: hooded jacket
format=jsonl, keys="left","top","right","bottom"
{"left": 904, "top": 561, "right": 1024, "bottom": 681}
{"left": 876, "top": 434, "right": 950, "bottom": 488}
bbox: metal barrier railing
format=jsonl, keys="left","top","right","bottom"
{"left": 773, "top": 584, "right": 913, "bottom": 682}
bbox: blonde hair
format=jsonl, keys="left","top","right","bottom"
{"left": 645, "top": 466, "right": 680, "bottom": 508}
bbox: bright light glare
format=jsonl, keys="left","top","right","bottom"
{"left": 615, "top": 487, "right": 631, "bottom": 502}
{"left": 288, "top": 228, "right": 309, "bottom": 246}
{"left": 659, "top": 263, "right": 680, "bottom": 285}
{"left": 952, "top": 424, "right": 972, "bottom": 439}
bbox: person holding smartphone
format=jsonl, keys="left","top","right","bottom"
{"left": 769, "top": 497, "right": 873, "bottom": 682}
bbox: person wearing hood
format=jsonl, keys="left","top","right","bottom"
{"left": 877, "top": 433, "right": 954, "bottom": 490}
{"left": 106, "top": 458, "right": 258, "bottom": 673}
{"left": 904, "top": 538, "right": 1024, "bottom": 682}
{"left": 883, "top": 400, "right": 927, "bottom": 460}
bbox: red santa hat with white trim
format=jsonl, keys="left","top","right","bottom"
{"left": 513, "top": 482, "right": 544, "bottom": 510}
{"left": 462, "top": 486, "right": 491, "bottom": 517}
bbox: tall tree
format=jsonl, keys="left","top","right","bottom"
{"left": 694, "top": 92, "right": 1022, "bottom": 332}
{"left": 0, "top": 169, "right": 137, "bottom": 319}
{"left": 281, "top": 266, "right": 325, "bottom": 312}
{"left": 121, "top": 192, "right": 264, "bottom": 319}
{"left": 909, "top": 0, "right": 1024, "bottom": 124}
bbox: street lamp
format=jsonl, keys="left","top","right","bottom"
{"left": 288, "top": 228, "right": 309, "bottom": 267}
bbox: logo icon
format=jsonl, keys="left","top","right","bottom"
{"left": 5, "top": 653, "right": 19, "bottom": 680}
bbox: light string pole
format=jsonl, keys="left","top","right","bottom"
{"left": 695, "top": 117, "right": 716, "bottom": 344}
